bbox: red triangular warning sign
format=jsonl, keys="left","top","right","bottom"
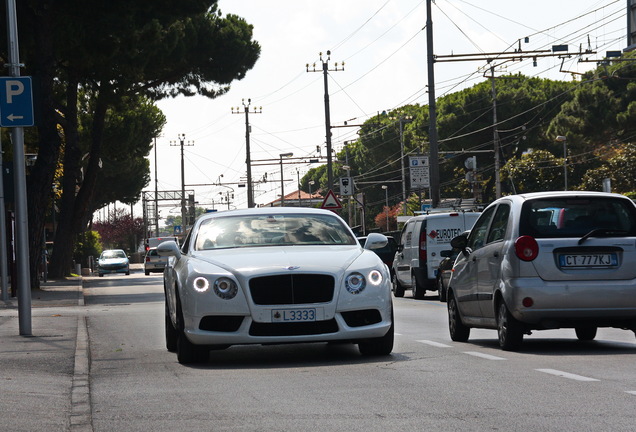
{"left": 321, "top": 189, "right": 342, "bottom": 210}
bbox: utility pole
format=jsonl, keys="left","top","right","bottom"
{"left": 489, "top": 65, "right": 502, "bottom": 199}
{"left": 153, "top": 137, "right": 159, "bottom": 236}
{"left": 307, "top": 51, "right": 344, "bottom": 193}
{"left": 232, "top": 99, "right": 261, "bottom": 208}
{"left": 170, "top": 134, "right": 194, "bottom": 231}
{"left": 426, "top": 0, "right": 441, "bottom": 208}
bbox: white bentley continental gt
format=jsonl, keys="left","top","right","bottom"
{"left": 157, "top": 207, "right": 394, "bottom": 364}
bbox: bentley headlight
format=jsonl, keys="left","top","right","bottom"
{"left": 345, "top": 272, "right": 366, "bottom": 294}
{"left": 214, "top": 277, "right": 238, "bottom": 300}
{"left": 193, "top": 277, "right": 210, "bottom": 293}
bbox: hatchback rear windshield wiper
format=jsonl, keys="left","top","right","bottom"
{"left": 578, "top": 229, "right": 628, "bottom": 245}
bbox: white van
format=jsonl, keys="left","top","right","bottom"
{"left": 392, "top": 211, "right": 480, "bottom": 299}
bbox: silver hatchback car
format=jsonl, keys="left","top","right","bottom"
{"left": 447, "top": 191, "right": 636, "bottom": 350}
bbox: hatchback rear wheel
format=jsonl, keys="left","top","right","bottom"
{"left": 448, "top": 293, "right": 470, "bottom": 342}
{"left": 497, "top": 302, "right": 523, "bottom": 351}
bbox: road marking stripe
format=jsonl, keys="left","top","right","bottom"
{"left": 536, "top": 369, "right": 599, "bottom": 382}
{"left": 463, "top": 351, "right": 506, "bottom": 360}
{"left": 625, "top": 391, "right": 636, "bottom": 396}
{"left": 416, "top": 340, "right": 452, "bottom": 348}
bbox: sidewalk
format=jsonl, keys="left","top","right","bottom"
{"left": 0, "top": 276, "right": 89, "bottom": 431}
{"left": 0, "top": 276, "right": 84, "bottom": 309}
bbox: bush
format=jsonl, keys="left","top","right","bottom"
{"left": 74, "top": 230, "right": 102, "bottom": 267}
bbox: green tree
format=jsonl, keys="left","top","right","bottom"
{"left": 500, "top": 149, "right": 564, "bottom": 193}
{"left": 5, "top": 1, "right": 261, "bottom": 284}
{"left": 579, "top": 143, "right": 636, "bottom": 194}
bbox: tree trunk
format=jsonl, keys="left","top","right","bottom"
{"left": 49, "top": 87, "right": 110, "bottom": 277}
{"left": 48, "top": 77, "right": 80, "bottom": 278}
{"left": 24, "top": 2, "right": 63, "bottom": 288}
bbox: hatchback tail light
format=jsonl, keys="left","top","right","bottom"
{"left": 145, "top": 256, "right": 150, "bottom": 262}
{"left": 515, "top": 235, "right": 539, "bottom": 261}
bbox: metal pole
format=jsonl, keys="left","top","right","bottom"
{"left": 179, "top": 134, "right": 186, "bottom": 228}
{"left": 426, "top": 0, "right": 440, "bottom": 208}
{"left": 0, "top": 133, "right": 8, "bottom": 301}
{"left": 322, "top": 55, "right": 333, "bottom": 193}
{"left": 244, "top": 100, "right": 255, "bottom": 208}
{"left": 154, "top": 137, "right": 159, "bottom": 236}
{"left": 400, "top": 119, "right": 407, "bottom": 216}
{"left": 297, "top": 169, "right": 301, "bottom": 207}
{"left": 383, "top": 186, "right": 389, "bottom": 232}
{"left": 6, "top": 0, "right": 31, "bottom": 334}
{"left": 280, "top": 156, "right": 285, "bottom": 207}
{"left": 563, "top": 140, "right": 568, "bottom": 191}
{"left": 491, "top": 65, "right": 502, "bottom": 199}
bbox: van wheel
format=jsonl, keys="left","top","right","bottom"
{"left": 497, "top": 302, "right": 524, "bottom": 351}
{"left": 448, "top": 293, "right": 470, "bottom": 342}
{"left": 392, "top": 273, "right": 405, "bottom": 297}
{"left": 411, "top": 274, "right": 425, "bottom": 299}
{"left": 575, "top": 327, "right": 597, "bottom": 341}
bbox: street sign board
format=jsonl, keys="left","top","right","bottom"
{"left": 409, "top": 156, "right": 430, "bottom": 189}
{"left": 0, "top": 77, "right": 34, "bottom": 127}
{"left": 339, "top": 176, "right": 353, "bottom": 196}
{"left": 321, "top": 189, "right": 342, "bottom": 210}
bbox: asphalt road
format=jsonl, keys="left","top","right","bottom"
{"left": 79, "top": 269, "right": 636, "bottom": 431}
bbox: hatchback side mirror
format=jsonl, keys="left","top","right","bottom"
{"left": 450, "top": 233, "right": 468, "bottom": 250}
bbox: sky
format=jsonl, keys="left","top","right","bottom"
{"left": 135, "top": 0, "right": 627, "bottom": 226}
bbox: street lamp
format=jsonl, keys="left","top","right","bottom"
{"left": 382, "top": 185, "right": 389, "bottom": 232}
{"left": 556, "top": 135, "right": 567, "bottom": 191}
{"left": 279, "top": 152, "right": 293, "bottom": 206}
{"left": 390, "top": 113, "right": 413, "bottom": 217}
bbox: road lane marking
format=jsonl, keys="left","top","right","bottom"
{"left": 625, "top": 391, "right": 636, "bottom": 396}
{"left": 536, "top": 369, "right": 599, "bottom": 382}
{"left": 417, "top": 340, "right": 452, "bottom": 348}
{"left": 464, "top": 351, "right": 506, "bottom": 360}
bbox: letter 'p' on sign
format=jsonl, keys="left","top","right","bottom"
{"left": 0, "top": 76, "right": 34, "bottom": 127}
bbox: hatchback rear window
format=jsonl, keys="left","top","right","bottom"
{"left": 519, "top": 197, "right": 636, "bottom": 238}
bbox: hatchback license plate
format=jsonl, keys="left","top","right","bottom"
{"left": 272, "top": 308, "right": 317, "bottom": 322}
{"left": 559, "top": 253, "right": 617, "bottom": 268}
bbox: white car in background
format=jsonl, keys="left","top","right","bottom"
{"left": 97, "top": 249, "right": 130, "bottom": 277}
{"left": 158, "top": 207, "right": 394, "bottom": 364}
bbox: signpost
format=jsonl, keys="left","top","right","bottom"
{"left": 409, "top": 156, "right": 430, "bottom": 189}
{"left": 0, "top": 77, "right": 34, "bottom": 127}
{"left": 321, "top": 189, "right": 342, "bottom": 210}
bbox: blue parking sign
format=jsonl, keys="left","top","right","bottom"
{"left": 0, "top": 76, "right": 34, "bottom": 127}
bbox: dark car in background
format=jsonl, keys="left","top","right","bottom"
{"left": 436, "top": 248, "right": 459, "bottom": 302}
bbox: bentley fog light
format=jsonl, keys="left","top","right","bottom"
{"left": 345, "top": 272, "right": 366, "bottom": 294}
{"left": 193, "top": 277, "right": 210, "bottom": 293}
{"left": 214, "top": 277, "right": 238, "bottom": 299}
{"left": 368, "top": 270, "right": 383, "bottom": 286}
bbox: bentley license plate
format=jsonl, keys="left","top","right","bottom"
{"left": 272, "top": 308, "right": 317, "bottom": 322}
{"left": 559, "top": 253, "right": 617, "bottom": 268}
